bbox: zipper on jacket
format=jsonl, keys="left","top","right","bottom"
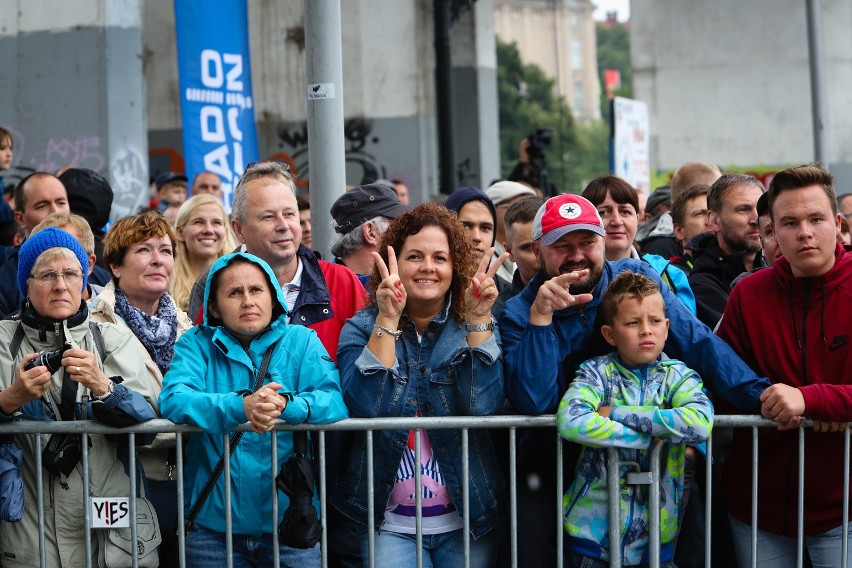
{"left": 579, "top": 309, "right": 590, "bottom": 332}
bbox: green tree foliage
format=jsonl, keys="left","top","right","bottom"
{"left": 497, "top": 39, "right": 609, "bottom": 194}
{"left": 596, "top": 22, "right": 632, "bottom": 121}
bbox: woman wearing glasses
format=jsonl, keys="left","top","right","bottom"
{"left": 89, "top": 209, "right": 193, "bottom": 566}
{"left": 0, "top": 227, "right": 157, "bottom": 566}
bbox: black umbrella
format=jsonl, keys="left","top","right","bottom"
{"left": 277, "top": 431, "right": 322, "bottom": 549}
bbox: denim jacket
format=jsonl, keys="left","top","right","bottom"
{"left": 332, "top": 304, "right": 506, "bottom": 539}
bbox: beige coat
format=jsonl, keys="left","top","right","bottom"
{"left": 89, "top": 281, "right": 193, "bottom": 481}
{"left": 0, "top": 312, "right": 157, "bottom": 567}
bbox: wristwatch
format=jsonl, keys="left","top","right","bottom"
{"left": 94, "top": 381, "right": 115, "bottom": 401}
{"left": 465, "top": 317, "right": 496, "bottom": 332}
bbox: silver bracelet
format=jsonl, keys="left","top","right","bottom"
{"left": 374, "top": 323, "right": 402, "bottom": 340}
{"left": 465, "top": 317, "right": 496, "bottom": 332}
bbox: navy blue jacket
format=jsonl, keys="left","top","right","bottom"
{"left": 499, "top": 258, "right": 771, "bottom": 415}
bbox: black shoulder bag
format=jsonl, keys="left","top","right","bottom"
{"left": 183, "top": 345, "right": 274, "bottom": 537}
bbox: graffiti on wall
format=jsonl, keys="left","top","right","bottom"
{"left": 274, "top": 117, "right": 388, "bottom": 189}
{"left": 0, "top": 128, "right": 148, "bottom": 223}
{"left": 110, "top": 145, "right": 149, "bottom": 220}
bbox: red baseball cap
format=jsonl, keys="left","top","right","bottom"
{"left": 532, "top": 194, "right": 605, "bottom": 245}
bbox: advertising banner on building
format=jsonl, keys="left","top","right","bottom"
{"left": 175, "top": 0, "right": 259, "bottom": 208}
{"left": 612, "top": 96, "right": 650, "bottom": 194}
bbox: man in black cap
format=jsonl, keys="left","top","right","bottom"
{"left": 635, "top": 185, "right": 679, "bottom": 258}
{"left": 330, "top": 183, "right": 408, "bottom": 287}
{"left": 58, "top": 168, "right": 113, "bottom": 269}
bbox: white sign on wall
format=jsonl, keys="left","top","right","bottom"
{"left": 613, "top": 97, "right": 651, "bottom": 194}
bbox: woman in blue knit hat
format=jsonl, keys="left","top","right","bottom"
{"left": 0, "top": 227, "right": 158, "bottom": 567}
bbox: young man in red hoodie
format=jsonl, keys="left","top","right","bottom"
{"left": 717, "top": 163, "right": 852, "bottom": 567}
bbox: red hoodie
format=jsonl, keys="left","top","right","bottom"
{"left": 718, "top": 243, "right": 852, "bottom": 536}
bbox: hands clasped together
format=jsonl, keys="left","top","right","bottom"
{"left": 243, "top": 381, "right": 288, "bottom": 433}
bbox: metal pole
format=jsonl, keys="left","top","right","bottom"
{"left": 805, "top": 0, "right": 828, "bottom": 164}
{"left": 304, "top": 0, "right": 346, "bottom": 259}
{"left": 434, "top": 0, "right": 456, "bottom": 193}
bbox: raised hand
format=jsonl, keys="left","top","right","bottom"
{"left": 371, "top": 246, "right": 406, "bottom": 323}
{"left": 529, "top": 269, "right": 595, "bottom": 325}
{"left": 465, "top": 248, "right": 510, "bottom": 320}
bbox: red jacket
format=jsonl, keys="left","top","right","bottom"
{"left": 718, "top": 244, "right": 852, "bottom": 536}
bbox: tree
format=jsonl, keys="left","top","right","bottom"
{"left": 497, "top": 39, "right": 609, "bottom": 194}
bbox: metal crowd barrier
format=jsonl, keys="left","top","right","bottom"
{"left": 0, "top": 415, "right": 847, "bottom": 568}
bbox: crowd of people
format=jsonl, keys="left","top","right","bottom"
{"left": 0, "top": 125, "right": 849, "bottom": 568}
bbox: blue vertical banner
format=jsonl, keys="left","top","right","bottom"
{"left": 174, "top": 0, "right": 259, "bottom": 209}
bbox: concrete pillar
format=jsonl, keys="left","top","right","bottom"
{"left": 0, "top": 0, "right": 150, "bottom": 220}
{"left": 450, "top": 0, "right": 501, "bottom": 190}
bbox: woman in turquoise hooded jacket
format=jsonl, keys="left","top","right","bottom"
{"left": 159, "top": 252, "right": 348, "bottom": 567}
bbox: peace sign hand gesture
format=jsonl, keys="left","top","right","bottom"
{"left": 371, "top": 246, "right": 406, "bottom": 324}
{"left": 464, "top": 248, "right": 510, "bottom": 320}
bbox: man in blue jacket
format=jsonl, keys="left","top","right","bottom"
{"left": 500, "top": 193, "right": 770, "bottom": 416}
{"left": 498, "top": 193, "right": 771, "bottom": 568}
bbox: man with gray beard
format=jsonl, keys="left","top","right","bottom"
{"left": 687, "top": 173, "right": 765, "bottom": 329}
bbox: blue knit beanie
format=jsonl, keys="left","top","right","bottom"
{"left": 18, "top": 227, "right": 89, "bottom": 296}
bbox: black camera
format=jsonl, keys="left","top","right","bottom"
{"left": 24, "top": 342, "right": 72, "bottom": 374}
{"left": 527, "top": 128, "right": 553, "bottom": 157}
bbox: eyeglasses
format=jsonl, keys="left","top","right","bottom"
{"left": 28, "top": 270, "right": 83, "bottom": 287}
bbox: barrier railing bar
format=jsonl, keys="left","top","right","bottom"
{"left": 556, "top": 429, "right": 563, "bottom": 568}
{"left": 462, "top": 428, "right": 470, "bottom": 568}
{"left": 319, "top": 429, "right": 328, "bottom": 568}
{"left": 82, "top": 431, "right": 92, "bottom": 568}
{"left": 3, "top": 414, "right": 832, "bottom": 568}
{"left": 606, "top": 448, "right": 622, "bottom": 568}
{"left": 414, "top": 427, "right": 423, "bottom": 568}
{"left": 176, "top": 431, "right": 186, "bottom": 568}
{"left": 751, "top": 427, "right": 758, "bottom": 568}
{"left": 704, "top": 433, "right": 712, "bottom": 568}
{"left": 35, "top": 434, "right": 46, "bottom": 567}
{"left": 271, "top": 433, "right": 280, "bottom": 567}
{"left": 129, "top": 432, "right": 139, "bottom": 568}
{"left": 224, "top": 434, "right": 233, "bottom": 568}
{"left": 797, "top": 427, "right": 805, "bottom": 568}
{"left": 509, "top": 427, "right": 517, "bottom": 568}
{"left": 366, "top": 430, "right": 375, "bottom": 568}
{"left": 844, "top": 426, "right": 850, "bottom": 568}
{"left": 649, "top": 439, "right": 663, "bottom": 568}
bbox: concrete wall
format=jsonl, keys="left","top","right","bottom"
{"left": 631, "top": 0, "right": 852, "bottom": 192}
{"left": 0, "top": 0, "right": 150, "bottom": 220}
{"left": 1, "top": 0, "right": 501, "bottom": 214}
{"left": 145, "top": 0, "right": 500, "bottom": 203}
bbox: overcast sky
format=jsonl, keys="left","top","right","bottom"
{"left": 592, "top": 0, "right": 630, "bottom": 22}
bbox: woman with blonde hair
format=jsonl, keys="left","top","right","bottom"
{"left": 170, "top": 193, "right": 236, "bottom": 312}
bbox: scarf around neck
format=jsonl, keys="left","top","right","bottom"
{"left": 113, "top": 287, "right": 177, "bottom": 375}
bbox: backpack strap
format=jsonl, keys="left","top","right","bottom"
{"left": 8, "top": 323, "right": 24, "bottom": 359}
{"left": 88, "top": 322, "right": 107, "bottom": 363}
